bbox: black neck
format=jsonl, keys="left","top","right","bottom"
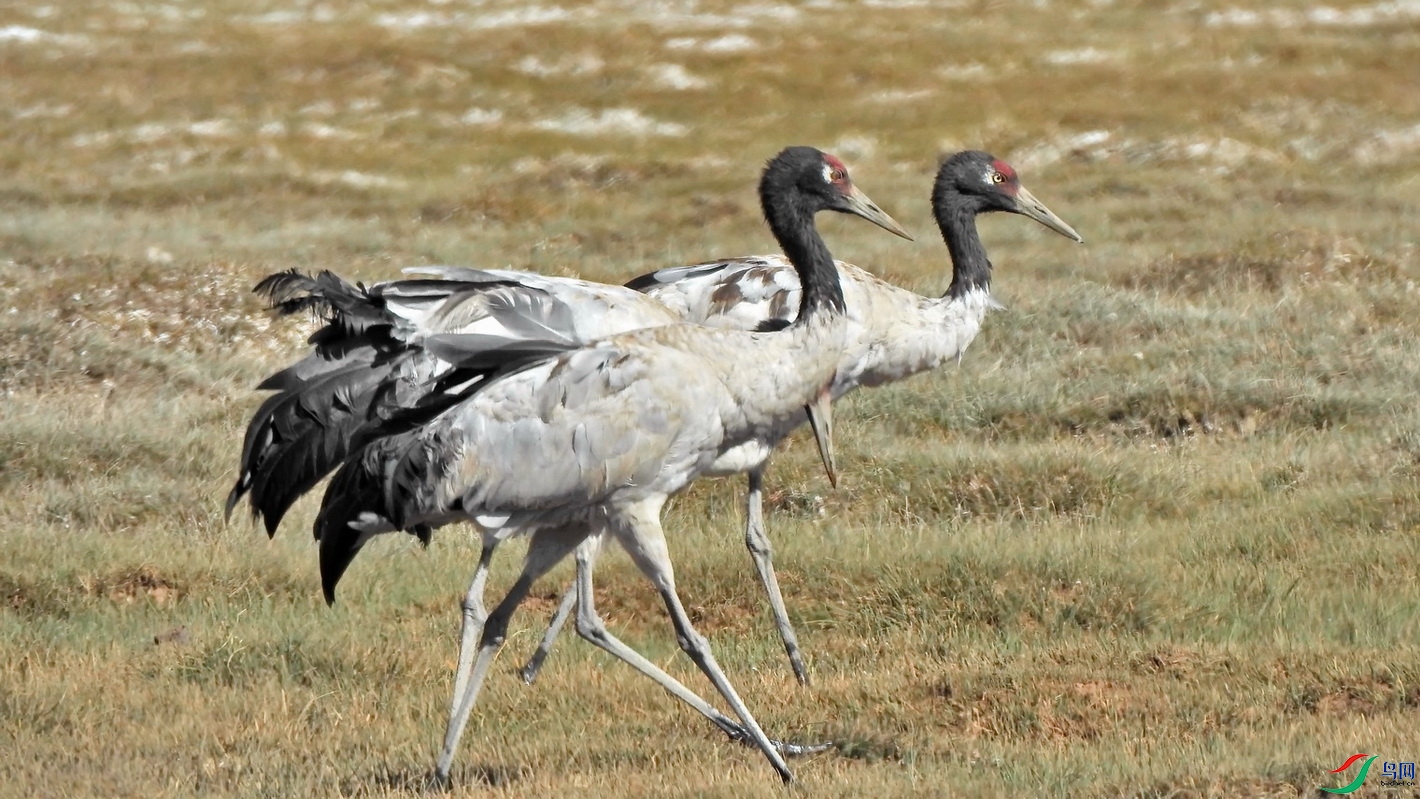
{"left": 936, "top": 200, "right": 993, "bottom": 300}
{"left": 763, "top": 195, "right": 846, "bottom": 324}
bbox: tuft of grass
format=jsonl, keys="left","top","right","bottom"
{"left": 830, "top": 729, "right": 907, "bottom": 763}
{"left": 1124, "top": 230, "right": 1410, "bottom": 296}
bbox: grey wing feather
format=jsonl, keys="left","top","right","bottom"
{"left": 427, "top": 273, "right": 673, "bottom": 345}
{"left": 627, "top": 255, "right": 805, "bottom": 331}
{"left": 402, "top": 265, "right": 514, "bottom": 284}
{"left": 623, "top": 260, "right": 744, "bottom": 292}
{"left": 459, "top": 284, "right": 581, "bottom": 347}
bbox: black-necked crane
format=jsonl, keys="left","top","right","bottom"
{"left": 308, "top": 146, "right": 910, "bottom": 784}
{"left": 522, "top": 151, "right": 1082, "bottom": 686}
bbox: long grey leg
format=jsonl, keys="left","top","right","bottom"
{"left": 743, "top": 467, "right": 811, "bottom": 686}
{"left": 529, "top": 531, "right": 830, "bottom": 754}
{"left": 433, "top": 526, "right": 585, "bottom": 787}
{"left": 518, "top": 582, "right": 575, "bottom": 685}
{"left": 570, "top": 535, "right": 743, "bottom": 741}
{"left": 527, "top": 469, "right": 814, "bottom": 689}
{"left": 518, "top": 535, "right": 598, "bottom": 685}
{"left": 609, "top": 498, "right": 796, "bottom": 784}
{"left": 446, "top": 539, "right": 497, "bottom": 727}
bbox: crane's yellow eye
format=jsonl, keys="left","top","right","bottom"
{"left": 991, "top": 171, "right": 1005, "bottom": 184}
{"left": 830, "top": 169, "right": 846, "bottom": 183}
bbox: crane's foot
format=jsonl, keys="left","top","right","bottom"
{"left": 724, "top": 725, "right": 834, "bottom": 757}
{"left": 518, "top": 655, "right": 547, "bottom": 685}
{"left": 423, "top": 770, "right": 453, "bottom": 793}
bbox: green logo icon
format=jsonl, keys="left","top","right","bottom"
{"left": 1322, "top": 754, "right": 1378, "bottom": 794}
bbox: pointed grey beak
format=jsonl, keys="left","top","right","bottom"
{"left": 841, "top": 185, "right": 914, "bottom": 241}
{"left": 805, "top": 386, "right": 837, "bottom": 488}
{"left": 1013, "top": 185, "right": 1083, "bottom": 243}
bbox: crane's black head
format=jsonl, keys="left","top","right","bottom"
{"left": 760, "top": 146, "right": 913, "bottom": 240}
{"left": 932, "top": 151, "right": 1083, "bottom": 243}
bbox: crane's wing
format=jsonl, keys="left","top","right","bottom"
{"left": 625, "top": 255, "right": 806, "bottom": 332}
{"left": 315, "top": 338, "right": 720, "bottom": 602}
{"left": 230, "top": 267, "right": 669, "bottom": 534}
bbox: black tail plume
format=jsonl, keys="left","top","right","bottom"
{"left": 315, "top": 442, "right": 391, "bottom": 605}
{"left": 315, "top": 431, "right": 450, "bottom": 604}
{"left": 230, "top": 270, "right": 425, "bottom": 534}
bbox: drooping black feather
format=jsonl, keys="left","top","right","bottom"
{"left": 316, "top": 426, "right": 462, "bottom": 603}
{"left": 229, "top": 271, "right": 425, "bottom": 532}
{"left": 227, "top": 347, "right": 381, "bottom": 512}
{"left": 253, "top": 270, "right": 330, "bottom": 318}
{"left": 254, "top": 330, "right": 388, "bottom": 391}
{"left": 754, "top": 318, "right": 792, "bottom": 333}
{"left": 243, "top": 356, "right": 412, "bottom": 535}
{"left": 315, "top": 434, "right": 402, "bottom": 604}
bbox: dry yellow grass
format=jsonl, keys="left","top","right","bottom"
{"left": 3, "top": 0, "right": 1420, "bottom": 796}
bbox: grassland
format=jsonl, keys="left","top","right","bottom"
{"left": 2, "top": 0, "right": 1419, "bottom": 796}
